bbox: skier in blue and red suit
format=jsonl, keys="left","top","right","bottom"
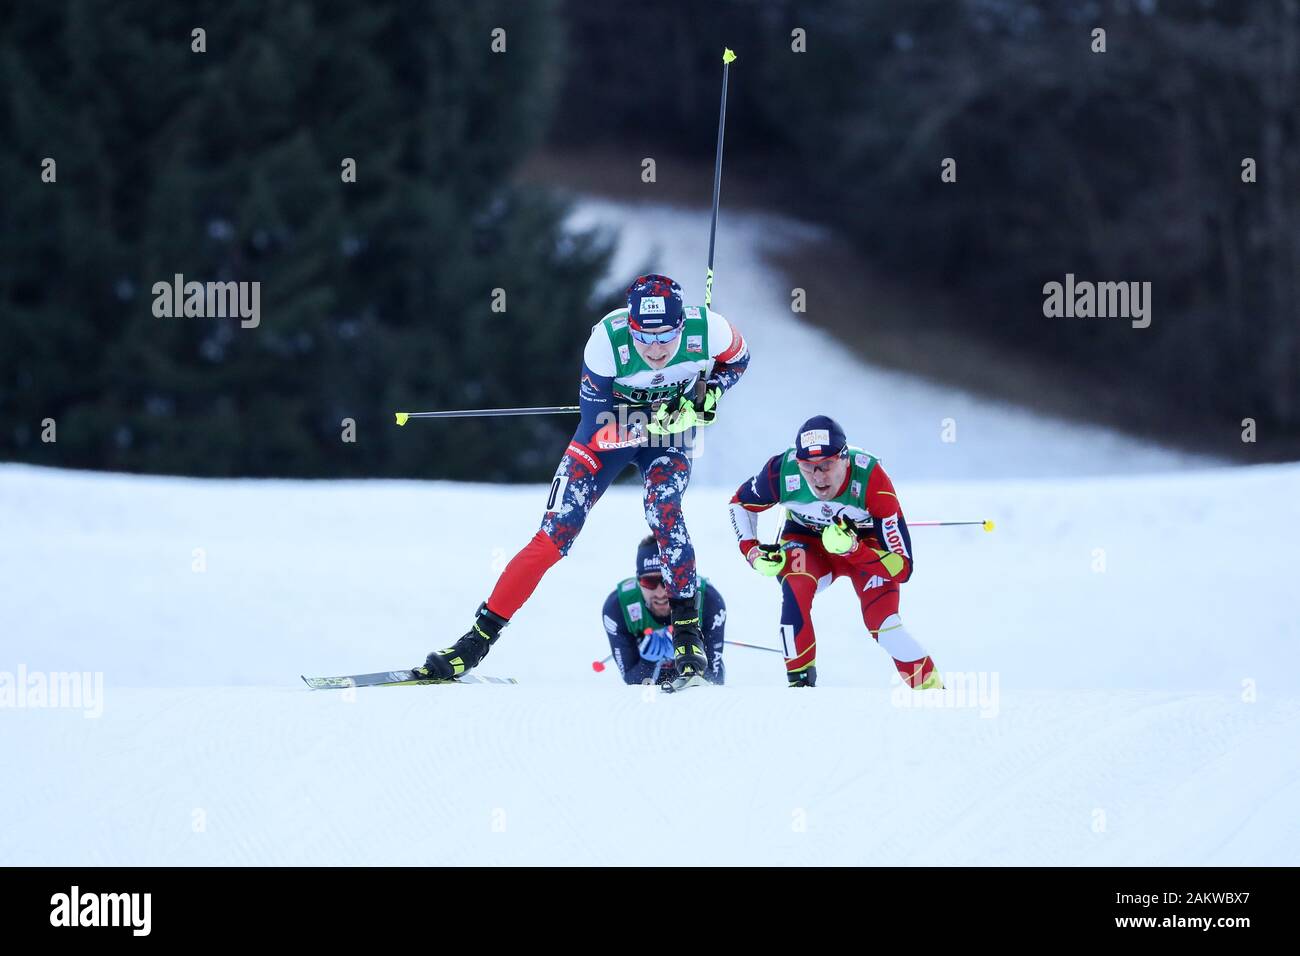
{"left": 602, "top": 535, "right": 727, "bottom": 686}
{"left": 728, "top": 415, "right": 943, "bottom": 689}
{"left": 416, "top": 274, "right": 749, "bottom": 681}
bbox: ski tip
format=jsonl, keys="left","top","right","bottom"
{"left": 394, "top": 412, "right": 409, "bottom": 426}
{"left": 662, "top": 674, "right": 710, "bottom": 694}
{"left": 983, "top": 519, "right": 996, "bottom": 532}
{"left": 722, "top": 47, "right": 736, "bottom": 64}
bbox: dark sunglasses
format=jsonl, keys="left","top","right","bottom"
{"left": 630, "top": 326, "right": 681, "bottom": 345}
{"left": 638, "top": 575, "right": 668, "bottom": 590}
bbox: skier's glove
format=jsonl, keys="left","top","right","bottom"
{"left": 646, "top": 395, "right": 706, "bottom": 435}
{"left": 746, "top": 544, "right": 786, "bottom": 577}
{"left": 692, "top": 384, "right": 723, "bottom": 426}
{"left": 645, "top": 384, "right": 722, "bottom": 435}
{"left": 638, "top": 627, "right": 676, "bottom": 663}
{"left": 821, "top": 515, "right": 865, "bottom": 555}
{"left": 646, "top": 397, "right": 695, "bottom": 435}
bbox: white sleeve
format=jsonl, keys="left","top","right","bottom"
{"left": 706, "top": 310, "right": 736, "bottom": 359}
{"left": 707, "top": 310, "right": 748, "bottom": 361}
{"left": 728, "top": 500, "right": 760, "bottom": 546}
{"left": 583, "top": 324, "right": 617, "bottom": 376}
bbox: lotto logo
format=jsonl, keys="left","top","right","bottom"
{"left": 639, "top": 296, "right": 666, "bottom": 315}
{"left": 611, "top": 316, "right": 628, "bottom": 330}
{"left": 686, "top": 335, "right": 703, "bottom": 353}
{"left": 881, "top": 514, "right": 909, "bottom": 556}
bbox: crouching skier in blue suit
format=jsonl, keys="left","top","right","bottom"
{"left": 602, "top": 536, "right": 726, "bottom": 686}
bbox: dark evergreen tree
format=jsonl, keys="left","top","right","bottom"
{"left": 0, "top": 0, "right": 613, "bottom": 479}
{"left": 554, "top": 0, "right": 1300, "bottom": 454}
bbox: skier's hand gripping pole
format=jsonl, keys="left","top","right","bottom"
{"left": 746, "top": 543, "right": 786, "bottom": 577}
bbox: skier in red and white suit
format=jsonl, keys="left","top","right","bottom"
{"left": 728, "top": 415, "right": 943, "bottom": 689}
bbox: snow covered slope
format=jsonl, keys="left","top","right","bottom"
{"left": 567, "top": 197, "right": 1212, "bottom": 482}
{"left": 2, "top": 462, "right": 1296, "bottom": 865}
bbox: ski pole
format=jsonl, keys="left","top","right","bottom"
{"left": 592, "top": 624, "right": 654, "bottom": 673}
{"left": 592, "top": 625, "right": 656, "bottom": 673}
{"left": 704, "top": 47, "right": 737, "bottom": 308}
{"left": 395, "top": 405, "right": 579, "bottom": 426}
{"left": 911, "top": 519, "right": 996, "bottom": 531}
{"left": 724, "top": 640, "right": 782, "bottom": 654}
{"left": 591, "top": 638, "right": 781, "bottom": 673}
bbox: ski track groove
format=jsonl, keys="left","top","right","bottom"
{"left": 3, "top": 463, "right": 1296, "bottom": 864}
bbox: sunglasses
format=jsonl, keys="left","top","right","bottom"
{"left": 630, "top": 326, "right": 682, "bottom": 345}
{"left": 638, "top": 575, "right": 668, "bottom": 590}
{"left": 797, "top": 455, "right": 845, "bottom": 476}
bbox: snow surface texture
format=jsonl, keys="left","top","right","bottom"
{"left": 0, "top": 197, "right": 1281, "bottom": 866}
{"left": 566, "top": 197, "right": 1212, "bottom": 483}
{"left": 2, "top": 462, "right": 1296, "bottom": 865}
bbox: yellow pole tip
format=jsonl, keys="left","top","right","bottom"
{"left": 395, "top": 412, "right": 409, "bottom": 426}
{"left": 723, "top": 48, "right": 737, "bottom": 64}
{"left": 983, "top": 519, "right": 995, "bottom": 532}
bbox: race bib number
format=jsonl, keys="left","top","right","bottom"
{"left": 546, "top": 475, "right": 569, "bottom": 512}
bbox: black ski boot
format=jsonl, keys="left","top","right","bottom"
{"left": 415, "top": 602, "right": 508, "bottom": 680}
{"left": 669, "top": 595, "right": 708, "bottom": 678}
{"left": 787, "top": 665, "right": 817, "bottom": 688}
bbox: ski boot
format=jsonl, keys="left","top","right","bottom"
{"left": 669, "top": 595, "right": 707, "bottom": 678}
{"left": 787, "top": 665, "right": 817, "bottom": 688}
{"left": 916, "top": 670, "right": 944, "bottom": 690}
{"left": 902, "top": 658, "right": 944, "bottom": 690}
{"left": 415, "top": 602, "right": 508, "bottom": 680}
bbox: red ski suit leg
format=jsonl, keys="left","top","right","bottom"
{"left": 842, "top": 560, "right": 935, "bottom": 688}
{"left": 775, "top": 533, "right": 830, "bottom": 675}
{"left": 777, "top": 532, "right": 936, "bottom": 686}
